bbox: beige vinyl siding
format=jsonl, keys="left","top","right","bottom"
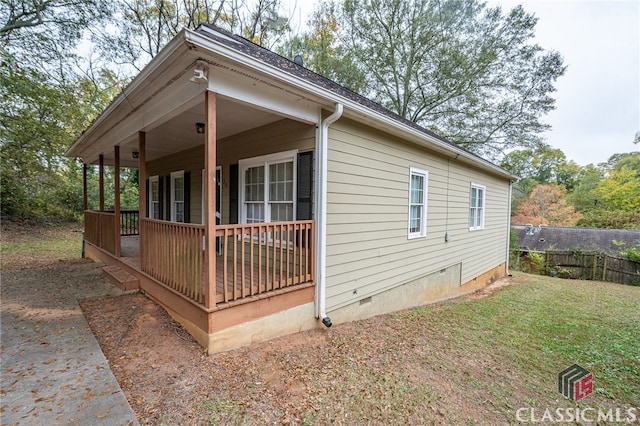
{"left": 147, "top": 119, "right": 315, "bottom": 225}
{"left": 325, "top": 118, "right": 510, "bottom": 311}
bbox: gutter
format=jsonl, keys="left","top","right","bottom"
{"left": 315, "top": 103, "right": 343, "bottom": 327}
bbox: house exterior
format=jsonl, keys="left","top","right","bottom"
{"left": 66, "top": 25, "right": 517, "bottom": 353}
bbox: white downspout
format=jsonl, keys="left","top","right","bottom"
{"left": 505, "top": 180, "right": 514, "bottom": 276}
{"left": 315, "top": 103, "right": 343, "bottom": 327}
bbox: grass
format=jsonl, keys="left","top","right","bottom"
{"left": 6, "top": 221, "right": 639, "bottom": 424}
{"left": 387, "top": 273, "right": 640, "bottom": 420}
{"left": 0, "top": 220, "right": 84, "bottom": 270}
{"left": 186, "top": 273, "right": 639, "bottom": 425}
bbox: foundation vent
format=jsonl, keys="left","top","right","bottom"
{"left": 359, "top": 296, "right": 372, "bottom": 305}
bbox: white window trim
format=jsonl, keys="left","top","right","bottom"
{"left": 170, "top": 170, "right": 185, "bottom": 222}
{"left": 408, "top": 167, "right": 428, "bottom": 239}
{"left": 238, "top": 150, "right": 298, "bottom": 224}
{"left": 469, "top": 182, "right": 486, "bottom": 231}
{"left": 148, "top": 175, "right": 160, "bottom": 219}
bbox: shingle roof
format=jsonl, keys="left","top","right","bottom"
{"left": 513, "top": 225, "right": 640, "bottom": 256}
{"left": 197, "top": 24, "right": 499, "bottom": 170}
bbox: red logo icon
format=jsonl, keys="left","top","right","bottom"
{"left": 558, "top": 364, "right": 593, "bottom": 401}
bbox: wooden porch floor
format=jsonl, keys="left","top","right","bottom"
{"left": 119, "top": 236, "right": 293, "bottom": 304}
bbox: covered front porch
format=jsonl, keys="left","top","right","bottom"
{"left": 66, "top": 25, "right": 336, "bottom": 352}
{"left": 84, "top": 210, "right": 314, "bottom": 305}
{"left": 83, "top": 209, "right": 316, "bottom": 353}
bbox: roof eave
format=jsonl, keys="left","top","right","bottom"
{"left": 66, "top": 30, "right": 191, "bottom": 159}
{"left": 185, "top": 27, "right": 517, "bottom": 181}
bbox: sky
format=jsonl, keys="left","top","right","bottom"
{"left": 282, "top": 0, "right": 640, "bottom": 166}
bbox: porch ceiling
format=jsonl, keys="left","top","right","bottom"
{"left": 97, "top": 95, "right": 283, "bottom": 168}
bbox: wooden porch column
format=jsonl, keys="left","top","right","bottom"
{"left": 114, "top": 146, "right": 121, "bottom": 257}
{"left": 138, "top": 132, "right": 147, "bottom": 264}
{"left": 204, "top": 91, "right": 217, "bottom": 309}
{"left": 82, "top": 164, "right": 88, "bottom": 211}
{"left": 98, "top": 154, "right": 105, "bottom": 212}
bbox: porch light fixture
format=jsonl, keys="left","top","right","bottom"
{"left": 132, "top": 151, "right": 139, "bottom": 159}
{"left": 196, "top": 122, "right": 205, "bottom": 134}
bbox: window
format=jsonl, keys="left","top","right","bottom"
{"left": 171, "top": 171, "right": 185, "bottom": 222}
{"left": 149, "top": 175, "right": 160, "bottom": 219}
{"left": 239, "top": 151, "right": 296, "bottom": 223}
{"left": 469, "top": 183, "right": 485, "bottom": 230}
{"left": 408, "top": 167, "right": 428, "bottom": 238}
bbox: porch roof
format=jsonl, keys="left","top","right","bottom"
{"left": 66, "top": 25, "right": 517, "bottom": 180}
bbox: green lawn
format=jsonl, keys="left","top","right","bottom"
{"left": 188, "top": 272, "right": 639, "bottom": 425}
{"left": 0, "top": 221, "right": 84, "bottom": 270}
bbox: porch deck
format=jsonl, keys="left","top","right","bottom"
{"left": 119, "top": 236, "right": 296, "bottom": 304}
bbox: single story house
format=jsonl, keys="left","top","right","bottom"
{"left": 66, "top": 25, "right": 517, "bottom": 353}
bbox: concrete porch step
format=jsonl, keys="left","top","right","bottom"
{"left": 102, "top": 265, "right": 140, "bottom": 291}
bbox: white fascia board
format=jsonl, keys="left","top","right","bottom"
{"left": 185, "top": 28, "right": 516, "bottom": 181}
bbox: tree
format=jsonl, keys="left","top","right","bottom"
{"left": 1, "top": 0, "right": 110, "bottom": 38}
{"left": 96, "top": 0, "right": 289, "bottom": 72}
{"left": 1, "top": 0, "right": 122, "bottom": 219}
{"left": 566, "top": 164, "right": 604, "bottom": 213}
{"left": 511, "top": 184, "right": 581, "bottom": 227}
{"left": 0, "top": 52, "right": 123, "bottom": 219}
{"left": 594, "top": 166, "right": 640, "bottom": 212}
{"left": 568, "top": 153, "right": 640, "bottom": 230}
{"left": 340, "top": 0, "right": 565, "bottom": 160}
{"left": 501, "top": 144, "right": 581, "bottom": 187}
{"left": 600, "top": 152, "right": 640, "bottom": 175}
{"left": 278, "top": 1, "right": 365, "bottom": 93}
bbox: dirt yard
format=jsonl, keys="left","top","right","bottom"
{"left": 79, "top": 281, "right": 514, "bottom": 425}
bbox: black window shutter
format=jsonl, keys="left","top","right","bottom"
{"left": 297, "top": 151, "right": 313, "bottom": 220}
{"left": 158, "top": 177, "right": 164, "bottom": 220}
{"left": 183, "top": 171, "right": 191, "bottom": 223}
{"left": 229, "top": 164, "right": 239, "bottom": 224}
{"left": 165, "top": 175, "right": 171, "bottom": 220}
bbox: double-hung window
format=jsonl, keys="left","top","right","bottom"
{"left": 469, "top": 183, "right": 485, "bottom": 230}
{"left": 408, "top": 167, "right": 428, "bottom": 238}
{"left": 239, "top": 151, "right": 296, "bottom": 223}
{"left": 171, "top": 171, "right": 185, "bottom": 222}
{"left": 149, "top": 175, "right": 160, "bottom": 219}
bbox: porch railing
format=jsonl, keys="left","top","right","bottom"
{"left": 136, "top": 219, "right": 314, "bottom": 306}
{"left": 84, "top": 210, "right": 116, "bottom": 255}
{"left": 103, "top": 210, "right": 139, "bottom": 236}
{"left": 120, "top": 210, "right": 139, "bottom": 236}
{"left": 215, "top": 221, "right": 315, "bottom": 303}
{"left": 140, "top": 218, "right": 205, "bottom": 304}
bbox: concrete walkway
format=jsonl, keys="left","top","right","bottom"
{"left": 1, "top": 262, "right": 139, "bottom": 426}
